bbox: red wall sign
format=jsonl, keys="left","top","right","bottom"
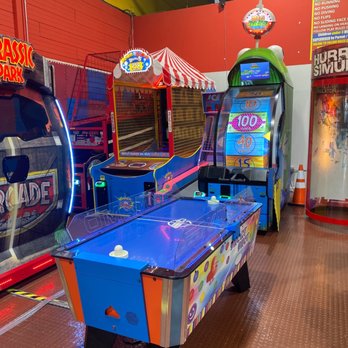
{"left": 0, "top": 35, "right": 35, "bottom": 84}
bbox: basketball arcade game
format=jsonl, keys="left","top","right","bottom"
{"left": 198, "top": 3, "right": 293, "bottom": 231}
{"left": 0, "top": 36, "right": 73, "bottom": 290}
{"left": 91, "top": 48, "right": 215, "bottom": 206}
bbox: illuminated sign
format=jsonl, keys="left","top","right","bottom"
{"left": 0, "top": 35, "right": 35, "bottom": 85}
{"left": 243, "top": 7, "right": 276, "bottom": 37}
{"left": 120, "top": 49, "right": 152, "bottom": 74}
{"left": 228, "top": 112, "right": 267, "bottom": 133}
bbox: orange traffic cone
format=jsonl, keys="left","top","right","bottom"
{"left": 292, "top": 164, "right": 306, "bottom": 205}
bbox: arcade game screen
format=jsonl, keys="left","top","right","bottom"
{"left": 240, "top": 61, "right": 270, "bottom": 81}
{"left": 216, "top": 84, "right": 282, "bottom": 170}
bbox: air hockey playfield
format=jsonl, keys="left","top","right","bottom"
{"left": 53, "top": 193, "right": 261, "bottom": 348}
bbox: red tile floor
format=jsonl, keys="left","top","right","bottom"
{"left": 1, "top": 206, "right": 347, "bottom": 348}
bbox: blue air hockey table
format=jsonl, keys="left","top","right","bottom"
{"left": 53, "top": 196, "right": 261, "bottom": 348}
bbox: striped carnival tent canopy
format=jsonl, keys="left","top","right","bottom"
{"left": 113, "top": 47, "right": 215, "bottom": 90}
{"left": 151, "top": 47, "right": 215, "bottom": 90}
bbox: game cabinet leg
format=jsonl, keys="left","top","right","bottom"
{"left": 232, "top": 261, "right": 250, "bottom": 292}
{"left": 84, "top": 326, "right": 117, "bottom": 348}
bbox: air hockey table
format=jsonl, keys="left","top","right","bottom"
{"left": 53, "top": 196, "right": 261, "bottom": 348}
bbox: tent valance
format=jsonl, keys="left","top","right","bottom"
{"left": 113, "top": 47, "right": 215, "bottom": 90}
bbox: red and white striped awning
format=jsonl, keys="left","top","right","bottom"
{"left": 113, "top": 47, "right": 215, "bottom": 90}
{"left": 151, "top": 47, "right": 215, "bottom": 90}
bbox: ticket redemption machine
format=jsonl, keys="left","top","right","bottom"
{"left": 0, "top": 36, "right": 73, "bottom": 290}
{"left": 198, "top": 5, "right": 293, "bottom": 231}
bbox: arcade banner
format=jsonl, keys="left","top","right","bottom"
{"left": 0, "top": 170, "right": 58, "bottom": 235}
{"left": 311, "top": 0, "right": 348, "bottom": 53}
{"left": 0, "top": 35, "right": 35, "bottom": 85}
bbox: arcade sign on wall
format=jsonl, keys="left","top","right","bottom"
{"left": 242, "top": 7, "right": 276, "bottom": 38}
{"left": 0, "top": 35, "right": 35, "bottom": 85}
{"left": 312, "top": 43, "right": 348, "bottom": 79}
{"left": 120, "top": 49, "right": 152, "bottom": 74}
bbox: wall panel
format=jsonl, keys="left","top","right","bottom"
{"left": 27, "top": 0, "right": 130, "bottom": 64}
{"left": 134, "top": 1, "right": 312, "bottom": 72}
{"left": 1, "top": 0, "right": 130, "bottom": 66}
{"left": 0, "top": 0, "right": 130, "bottom": 64}
{"left": 0, "top": 3, "right": 16, "bottom": 37}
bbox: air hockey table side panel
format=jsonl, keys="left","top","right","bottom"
{"left": 74, "top": 252, "right": 150, "bottom": 342}
{"left": 55, "top": 258, "right": 85, "bottom": 322}
{"left": 142, "top": 208, "right": 260, "bottom": 347}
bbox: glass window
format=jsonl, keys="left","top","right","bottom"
{"left": 2, "top": 155, "right": 29, "bottom": 183}
{"left": 0, "top": 94, "right": 49, "bottom": 141}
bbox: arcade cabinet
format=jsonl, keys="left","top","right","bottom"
{"left": 198, "top": 4, "right": 293, "bottom": 231}
{"left": 306, "top": 43, "right": 348, "bottom": 226}
{"left": 0, "top": 36, "right": 73, "bottom": 290}
{"left": 91, "top": 48, "right": 215, "bottom": 206}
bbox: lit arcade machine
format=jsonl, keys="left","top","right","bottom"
{"left": 91, "top": 48, "right": 215, "bottom": 207}
{"left": 198, "top": 3, "right": 293, "bottom": 231}
{"left": 306, "top": 43, "right": 348, "bottom": 226}
{"left": 0, "top": 35, "right": 73, "bottom": 290}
